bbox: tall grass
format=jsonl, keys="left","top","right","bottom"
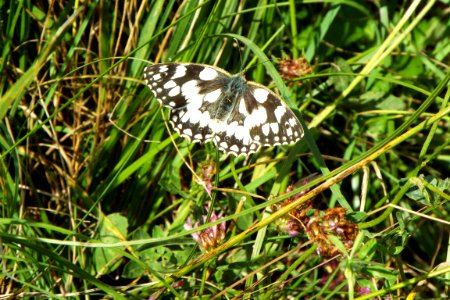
{"left": 0, "top": 0, "right": 449, "bottom": 299}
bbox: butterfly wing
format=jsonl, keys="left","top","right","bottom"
{"left": 144, "top": 63, "right": 231, "bottom": 143}
{"left": 216, "top": 82, "right": 303, "bottom": 156}
{"left": 144, "top": 63, "right": 303, "bottom": 156}
{"left": 245, "top": 82, "right": 304, "bottom": 147}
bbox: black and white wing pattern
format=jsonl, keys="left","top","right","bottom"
{"left": 143, "top": 63, "right": 303, "bottom": 156}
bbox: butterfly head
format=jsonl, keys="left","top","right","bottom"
{"left": 223, "top": 74, "right": 247, "bottom": 98}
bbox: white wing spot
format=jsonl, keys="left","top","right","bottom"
{"left": 244, "top": 107, "right": 267, "bottom": 128}
{"left": 274, "top": 106, "right": 287, "bottom": 123}
{"left": 238, "top": 98, "right": 249, "bottom": 115}
{"left": 183, "top": 128, "right": 193, "bottom": 136}
{"left": 181, "top": 111, "right": 190, "bottom": 123}
{"left": 270, "top": 123, "right": 279, "bottom": 134}
{"left": 187, "top": 109, "right": 202, "bottom": 124}
{"left": 262, "top": 123, "right": 270, "bottom": 136}
{"left": 172, "top": 65, "right": 187, "bottom": 79}
{"left": 168, "top": 86, "right": 180, "bottom": 97}
{"left": 204, "top": 89, "right": 222, "bottom": 103}
{"left": 169, "top": 101, "right": 176, "bottom": 107}
{"left": 254, "top": 88, "right": 269, "bottom": 103}
{"left": 159, "top": 65, "right": 169, "bottom": 72}
{"left": 199, "top": 68, "right": 219, "bottom": 80}
{"left": 164, "top": 80, "right": 177, "bottom": 89}
{"left": 182, "top": 80, "right": 200, "bottom": 101}
{"left": 152, "top": 74, "right": 161, "bottom": 81}
{"left": 156, "top": 88, "right": 162, "bottom": 93}
{"left": 233, "top": 126, "right": 251, "bottom": 145}
{"left": 226, "top": 121, "right": 239, "bottom": 136}
{"left": 199, "top": 111, "right": 211, "bottom": 127}
{"left": 220, "top": 141, "right": 228, "bottom": 149}
{"left": 230, "top": 145, "right": 239, "bottom": 153}
{"left": 286, "top": 128, "right": 293, "bottom": 137}
{"left": 194, "top": 134, "right": 203, "bottom": 139}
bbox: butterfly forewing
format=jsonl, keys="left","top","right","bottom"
{"left": 143, "top": 63, "right": 303, "bottom": 156}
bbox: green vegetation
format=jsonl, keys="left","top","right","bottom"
{"left": 1, "top": 0, "right": 449, "bottom": 299}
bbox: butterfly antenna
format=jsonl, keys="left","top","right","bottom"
{"left": 232, "top": 37, "right": 246, "bottom": 76}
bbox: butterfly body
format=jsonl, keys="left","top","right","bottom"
{"left": 144, "top": 63, "right": 303, "bottom": 156}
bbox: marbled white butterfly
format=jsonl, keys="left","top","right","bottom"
{"left": 144, "top": 63, "right": 303, "bottom": 156}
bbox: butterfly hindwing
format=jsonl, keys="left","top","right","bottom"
{"left": 144, "top": 63, "right": 303, "bottom": 156}
{"left": 246, "top": 83, "right": 303, "bottom": 147}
